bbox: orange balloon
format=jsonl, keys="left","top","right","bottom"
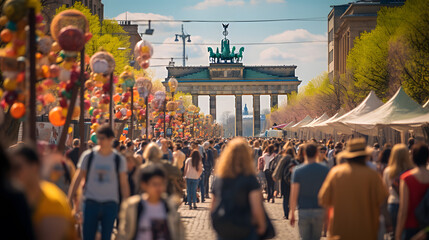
{"left": 0, "top": 29, "right": 13, "bottom": 43}
{"left": 10, "top": 102, "right": 25, "bottom": 119}
{"left": 115, "top": 111, "right": 122, "bottom": 119}
{"left": 49, "top": 106, "right": 66, "bottom": 126}
{"left": 43, "top": 93, "right": 55, "bottom": 104}
{"left": 113, "top": 94, "right": 121, "bottom": 103}
{"left": 126, "top": 109, "right": 132, "bottom": 117}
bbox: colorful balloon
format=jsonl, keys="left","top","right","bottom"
{"left": 10, "top": 102, "right": 25, "bottom": 119}
{"left": 49, "top": 106, "right": 66, "bottom": 126}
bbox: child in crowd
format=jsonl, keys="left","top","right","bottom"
{"left": 117, "top": 165, "right": 184, "bottom": 240}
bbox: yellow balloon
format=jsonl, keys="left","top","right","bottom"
{"left": 68, "top": 126, "right": 73, "bottom": 134}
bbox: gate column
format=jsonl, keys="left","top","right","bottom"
{"left": 192, "top": 95, "right": 199, "bottom": 107}
{"left": 235, "top": 95, "right": 243, "bottom": 136}
{"left": 270, "top": 94, "right": 278, "bottom": 108}
{"left": 209, "top": 95, "right": 216, "bottom": 121}
{"left": 253, "top": 95, "right": 260, "bottom": 136}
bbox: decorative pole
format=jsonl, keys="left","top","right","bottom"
{"left": 163, "top": 98, "right": 166, "bottom": 137}
{"left": 130, "top": 86, "right": 134, "bottom": 140}
{"left": 79, "top": 48, "right": 86, "bottom": 155}
{"left": 109, "top": 72, "right": 114, "bottom": 128}
{"left": 145, "top": 96, "right": 149, "bottom": 141}
{"left": 28, "top": 8, "right": 36, "bottom": 143}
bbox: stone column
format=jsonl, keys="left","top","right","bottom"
{"left": 253, "top": 95, "right": 260, "bottom": 136}
{"left": 209, "top": 95, "right": 216, "bottom": 121}
{"left": 192, "top": 95, "right": 198, "bottom": 107}
{"left": 270, "top": 94, "right": 278, "bottom": 108}
{"left": 235, "top": 95, "right": 243, "bottom": 136}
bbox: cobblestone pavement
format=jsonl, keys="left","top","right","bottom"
{"left": 178, "top": 197, "right": 300, "bottom": 240}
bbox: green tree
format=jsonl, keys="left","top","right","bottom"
{"left": 56, "top": 2, "right": 130, "bottom": 75}
{"left": 347, "top": 0, "right": 429, "bottom": 104}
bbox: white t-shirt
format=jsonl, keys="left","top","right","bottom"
{"left": 136, "top": 200, "right": 168, "bottom": 240}
{"left": 382, "top": 167, "right": 400, "bottom": 204}
{"left": 263, "top": 153, "right": 275, "bottom": 171}
{"left": 78, "top": 148, "right": 126, "bottom": 203}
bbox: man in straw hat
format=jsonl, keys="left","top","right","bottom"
{"left": 318, "top": 138, "right": 388, "bottom": 240}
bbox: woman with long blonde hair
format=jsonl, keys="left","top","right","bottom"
{"left": 211, "top": 138, "right": 266, "bottom": 240}
{"left": 382, "top": 144, "right": 413, "bottom": 238}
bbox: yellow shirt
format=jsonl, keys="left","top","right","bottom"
{"left": 318, "top": 162, "right": 388, "bottom": 240}
{"left": 32, "top": 181, "right": 74, "bottom": 240}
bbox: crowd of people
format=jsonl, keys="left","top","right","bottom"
{"left": 1, "top": 123, "right": 429, "bottom": 240}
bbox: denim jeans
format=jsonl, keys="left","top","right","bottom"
{"left": 388, "top": 203, "right": 399, "bottom": 236}
{"left": 186, "top": 178, "right": 199, "bottom": 204}
{"left": 298, "top": 208, "right": 325, "bottom": 240}
{"left": 198, "top": 172, "right": 205, "bottom": 202}
{"left": 281, "top": 183, "right": 290, "bottom": 218}
{"left": 203, "top": 169, "right": 212, "bottom": 196}
{"left": 82, "top": 199, "right": 119, "bottom": 240}
{"left": 264, "top": 170, "right": 274, "bottom": 201}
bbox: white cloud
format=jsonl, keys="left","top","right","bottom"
{"left": 264, "top": 29, "right": 325, "bottom": 43}
{"left": 266, "top": 0, "right": 285, "bottom": 3}
{"left": 191, "top": 0, "right": 245, "bottom": 10}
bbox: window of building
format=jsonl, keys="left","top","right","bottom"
{"left": 328, "top": 50, "right": 334, "bottom": 63}
{"left": 328, "top": 30, "right": 334, "bottom": 43}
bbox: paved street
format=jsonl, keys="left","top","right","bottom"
{"left": 178, "top": 197, "right": 300, "bottom": 240}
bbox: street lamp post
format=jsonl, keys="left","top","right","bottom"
{"left": 140, "top": 79, "right": 152, "bottom": 141}
{"left": 174, "top": 25, "right": 191, "bottom": 67}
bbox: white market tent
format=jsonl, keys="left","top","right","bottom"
{"left": 343, "top": 88, "right": 429, "bottom": 136}
{"left": 390, "top": 112, "right": 429, "bottom": 128}
{"left": 281, "top": 121, "right": 295, "bottom": 130}
{"left": 312, "top": 108, "right": 346, "bottom": 134}
{"left": 288, "top": 115, "right": 313, "bottom": 131}
{"left": 302, "top": 113, "right": 330, "bottom": 128}
{"left": 327, "top": 91, "right": 383, "bottom": 134}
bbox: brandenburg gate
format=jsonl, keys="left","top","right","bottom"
{"left": 164, "top": 24, "right": 301, "bottom": 136}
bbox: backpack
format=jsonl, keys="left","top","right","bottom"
{"left": 211, "top": 179, "right": 253, "bottom": 239}
{"left": 85, "top": 151, "right": 122, "bottom": 203}
{"left": 268, "top": 155, "right": 280, "bottom": 174}
{"left": 282, "top": 159, "right": 298, "bottom": 184}
{"left": 415, "top": 188, "right": 429, "bottom": 228}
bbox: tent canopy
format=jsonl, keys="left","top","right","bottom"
{"left": 289, "top": 115, "right": 313, "bottom": 130}
{"left": 282, "top": 121, "right": 295, "bottom": 130}
{"left": 302, "top": 113, "right": 330, "bottom": 128}
{"left": 344, "top": 88, "right": 429, "bottom": 135}
{"left": 327, "top": 91, "right": 383, "bottom": 134}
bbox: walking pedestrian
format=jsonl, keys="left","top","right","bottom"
{"left": 68, "top": 124, "right": 130, "bottom": 240}
{"left": 211, "top": 137, "right": 266, "bottom": 240}
{"left": 396, "top": 143, "right": 429, "bottom": 240}
{"left": 184, "top": 150, "right": 203, "bottom": 209}
{"left": 117, "top": 165, "right": 185, "bottom": 240}
{"left": 203, "top": 142, "right": 214, "bottom": 199}
{"left": 289, "top": 143, "right": 329, "bottom": 240}
{"left": 382, "top": 144, "right": 414, "bottom": 239}
{"left": 140, "top": 143, "right": 182, "bottom": 196}
{"left": 318, "top": 138, "right": 388, "bottom": 240}
{"left": 272, "top": 146, "right": 297, "bottom": 219}
{"left": 262, "top": 144, "right": 276, "bottom": 202}
{"left": 10, "top": 145, "right": 75, "bottom": 240}
{"left": 66, "top": 138, "right": 80, "bottom": 167}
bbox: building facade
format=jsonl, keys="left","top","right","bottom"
{"left": 328, "top": 0, "right": 404, "bottom": 80}
{"left": 42, "top": 0, "right": 104, "bottom": 32}
{"left": 118, "top": 21, "right": 142, "bottom": 68}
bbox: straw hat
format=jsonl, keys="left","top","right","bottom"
{"left": 337, "top": 138, "right": 372, "bottom": 160}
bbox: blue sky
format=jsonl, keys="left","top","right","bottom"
{"left": 102, "top": 0, "right": 350, "bottom": 127}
